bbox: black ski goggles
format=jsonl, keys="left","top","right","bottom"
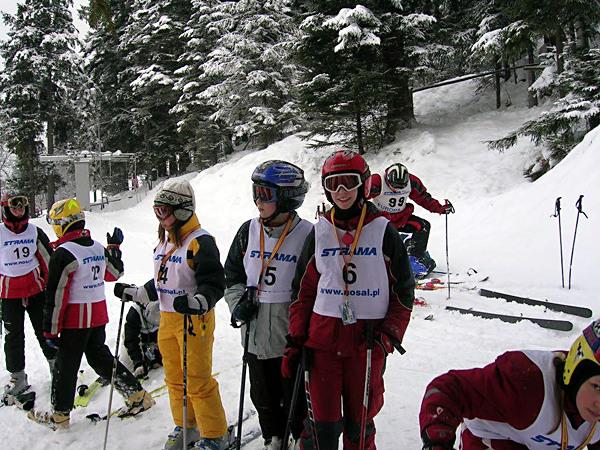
{"left": 252, "top": 184, "right": 277, "bottom": 203}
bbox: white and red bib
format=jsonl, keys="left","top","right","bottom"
{"left": 153, "top": 229, "right": 209, "bottom": 312}
{"left": 372, "top": 177, "right": 411, "bottom": 214}
{"left": 60, "top": 241, "right": 107, "bottom": 304}
{"left": 313, "top": 216, "right": 389, "bottom": 319}
{"left": 0, "top": 223, "right": 39, "bottom": 277}
{"left": 243, "top": 218, "right": 312, "bottom": 304}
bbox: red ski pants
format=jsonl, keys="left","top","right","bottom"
{"left": 301, "top": 346, "right": 386, "bottom": 450}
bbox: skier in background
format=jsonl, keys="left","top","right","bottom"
{"left": 285, "top": 150, "right": 415, "bottom": 450}
{"left": 124, "top": 300, "right": 162, "bottom": 378}
{"left": 0, "top": 193, "right": 57, "bottom": 403}
{"left": 224, "top": 160, "right": 311, "bottom": 450}
{"left": 420, "top": 319, "right": 600, "bottom": 450}
{"left": 28, "top": 198, "right": 153, "bottom": 429}
{"left": 370, "top": 163, "right": 454, "bottom": 278}
{"left": 115, "top": 179, "right": 230, "bottom": 450}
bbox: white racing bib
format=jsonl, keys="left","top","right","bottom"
{"left": 243, "top": 218, "right": 312, "bottom": 304}
{"left": 464, "top": 350, "right": 600, "bottom": 449}
{"left": 153, "top": 229, "right": 209, "bottom": 312}
{"left": 313, "top": 216, "right": 389, "bottom": 319}
{"left": 60, "top": 241, "right": 107, "bottom": 304}
{"left": 0, "top": 224, "right": 39, "bottom": 277}
{"left": 372, "top": 178, "right": 411, "bottom": 214}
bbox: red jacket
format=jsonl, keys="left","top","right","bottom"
{"left": 419, "top": 350, "right": 600, "bottom": 450}
{"left": 373, "top": 173, "right": 446, "bottom": 229}
{"left": 43, "top": 229, "right": 124, "bottom": 337}
{"left": 288, "top": 202, "right": 415, "bottom": 355}
{"left": 0, "top": 224, "right": 52, "bottom": 299}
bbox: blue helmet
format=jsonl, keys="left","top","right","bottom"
{"left": 251, "top": 160, "right": 309, "bottom": 212}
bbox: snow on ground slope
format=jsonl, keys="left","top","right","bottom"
{"left": 1, "top": 79, "right": 598, "bottom": 449}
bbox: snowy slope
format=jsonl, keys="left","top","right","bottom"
{"left": 1, "top": 80, "right": 598, "bottom": 449}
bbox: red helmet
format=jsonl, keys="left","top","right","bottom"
{"left": 321, "top": 150, "right": 371, "bottom": 201}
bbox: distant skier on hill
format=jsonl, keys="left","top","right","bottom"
{"left": 419, "top": 319, "right": 600, "bottom": 450}
{"left": 0, "top": 193, "right": 57, "bottom": 403}
{"left": 370, "top": 163, "right": 454, "bottom": 277}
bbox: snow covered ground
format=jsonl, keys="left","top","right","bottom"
{"left": 2, "top": 79, "right": 598, "bottom": 449}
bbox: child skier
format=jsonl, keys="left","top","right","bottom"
{"left": 0, "top": 193, "right": 57, "bottom": 403}
{"left": 28, "top": 198, "right": 153, "bottom": 429}
{"left": 284, "top": 150, "right": 415, "bottom": 450}
{"left": 370, "top": 163, "right": 454, "bottom": 277}
{"left": 114, "top": 179, "right": 229, "bottom": 450}
{"left": 124, "top": 300, "right": 162, "bottom": 378}
{"left": 420, "top": 319, "right": 600, "bottom": 450}
{"left": 224, "top": 160, "right": 311, "bottom": 450}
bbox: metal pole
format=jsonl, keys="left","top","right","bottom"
{"left": 102, "top": 300, "right": 126, "bottom": 450}
{"left": 235, "top": 325, "right": 250, "bottom": 450}
{"left": 552, "top": 197, "right": 565, "bottom": 288}
{"left": 281, "top": 358, "right": 304, "bottom": 450}
{"left": 183, "top": 314, "right": 189, "bottom": 448}
{"left": 568, "top": 195, "right": 588, "bottom": 289}
{"left": 359, "top": 323, "right": 374, "bottom": 450}
{"left": 303, "top": 348, "right": 320, "bottom": 450}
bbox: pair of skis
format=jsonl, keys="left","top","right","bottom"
{"left": 447, "top": 288, "right": 590, "bottom": 331}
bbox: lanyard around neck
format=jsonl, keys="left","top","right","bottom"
{"left": 330, "top": 204, "right": 367, "bottom": 266}
{"left": 560, "top": 395, "right": 597, "bottom": 450}
{"left": 258, "top": 216, "right": 293, "bottom": 288}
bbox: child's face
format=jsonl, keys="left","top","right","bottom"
{"left": 256, "top": 199, "right": 277, "bottom": 220}
{"left": 331, "top": 187, "right": 358, "bottom": 211}
{"left": 576, "top": 375, "right": 600, "bottom": 423}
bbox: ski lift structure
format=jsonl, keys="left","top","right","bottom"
{"left": 39, "top": 151, "right": 135, "bottom": 210}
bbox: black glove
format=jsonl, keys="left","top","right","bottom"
{"left": 440, "top": 200, "right": 455, "bottom": 215}
{"left": 421, "top": 426, "right": 456, "bottom": 450}
{"left": 173, "top": 293, "right": 209, "bottom": 315}
{"left": 231, "top": 287, "right": 259, "bottom": 323}
{"left": 114, "top": 283, "right": 150, "bottom": 305}
{"left": 107, "top": 227, "right": 124, "bottom": 245}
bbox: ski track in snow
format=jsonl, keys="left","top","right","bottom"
{"left": 2, "top": 78, "right": 598, "bottom": 449}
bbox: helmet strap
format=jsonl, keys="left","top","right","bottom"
{"left": 260, "top": 210, "right": 289, "bottom": 227}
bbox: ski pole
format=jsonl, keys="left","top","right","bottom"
{"left": 444, "top": 200, "right": 454, "bottom": 299}
{"left": 281, "top": 357, "right": 305, "bottom": 450}
{"left": 183, "top": 314, "right": 189, "bottom": 449}
{"left": 303, "top": 348, "right": 320, "bottom": 450}
{"left": 551, "top": 197, "right": 565, "bottom": 288}
{"left": 235, "top": 324, "right": 250, "bottom": 450}
{"left": 359, "top": 322, "right": 374, "bottom": 450}
{"left": 102, "top": 300, "right": 126, "bottom": 450}
{"left": 568, "top": 195, "right": 588, "bottom": 289}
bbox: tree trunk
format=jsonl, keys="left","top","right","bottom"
{"left": 527, "top": 43, "right": 538, "bottom": 107}
{"left": 574, "top": 19, "right": 588, "bottom": 50}
{"left": 27, "top": 140, "right": 36, "bottom": 216}
{"left": 355, "top": 106, "right": 364, "bottom": 155}
{"left": 46, "top": 117, "right": 56, "bottom": 211}
{"left": 495, "top": 56, "right": 502, "bottom": 109}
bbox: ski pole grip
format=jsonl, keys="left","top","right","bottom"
{"left": 246, "top": 286, "right": 258, "bottom": 305}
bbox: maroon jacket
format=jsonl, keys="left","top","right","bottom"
{"left": 288, "top": 202, "right": 415, "bottom": 355}
{"left": 373, "top": 173, "right": 446, "bottom": 229}
{"left": 419, "top": 350, "right": 600, "bottom": 450}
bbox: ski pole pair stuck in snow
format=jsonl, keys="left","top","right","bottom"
{"left": 552, "top": 195, "right": 588, "bottom": 289}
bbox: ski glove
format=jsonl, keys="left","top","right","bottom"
{"left": 107, "top": 227, "right": 124, "bottom": 245}
{"left": 421, "top": 425, "right": 456, "bottom": 450}
{"left": 45, "top": 338, "right": 59, "bottom": 351}
{"left": 281, "top": 335, "right": 303, "bottom": 379}
{"left": 114, "top": 283, "right": 151, "bottom": 305}
{"left": 440, "top": 200, "right": 455, "bottom": 215}
{"left": 231, "top": 287, "right": 259, "bottom": 323}
{"left": 173, "top": 293, "right": 210, "bottom": 315}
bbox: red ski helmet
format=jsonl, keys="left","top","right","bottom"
{"left": 321, "top": 150, "right": 371, "bottom": 202}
